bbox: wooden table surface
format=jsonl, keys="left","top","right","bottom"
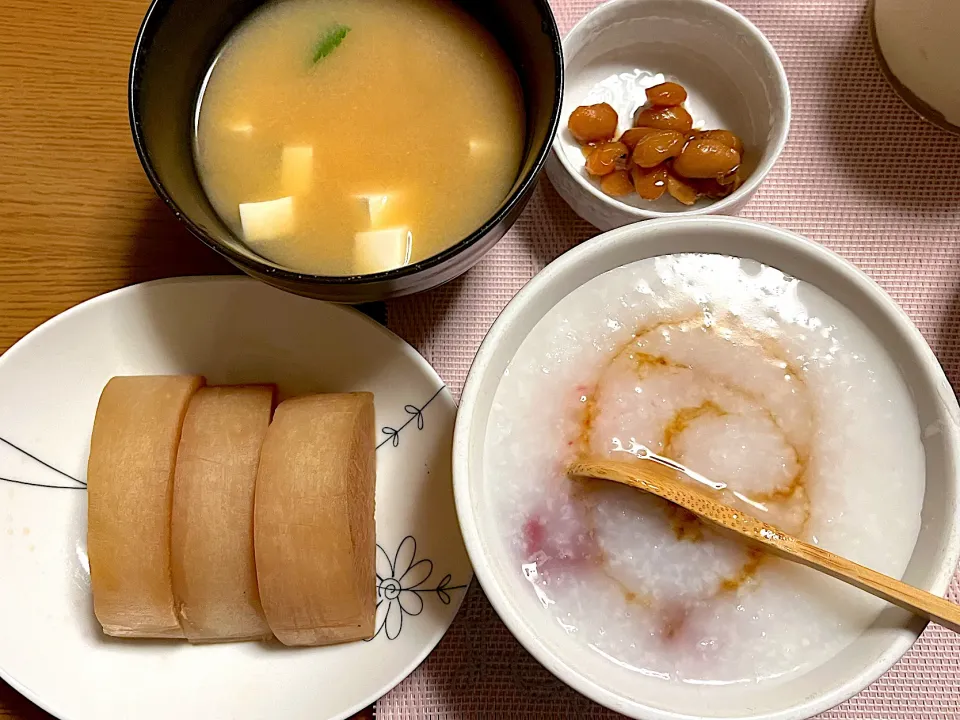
{"left": 0, "top": 0, "right": 233, "bottom": 361}
{"left": 0, "top": 1, "right": 368, "bottom": 718}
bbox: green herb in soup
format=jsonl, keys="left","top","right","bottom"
{"left": 312, "top": 22, "right": 350, "bottom": 64}
{"left": 193, "top": 0, "right": 525, "bottom": 277}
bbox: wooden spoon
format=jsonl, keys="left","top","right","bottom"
{"left": 569, "top": 455, "right": 960, "bottom": 633}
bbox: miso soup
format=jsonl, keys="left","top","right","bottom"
{"left": 194, "top": 0, "right": 525, "bottom": 276}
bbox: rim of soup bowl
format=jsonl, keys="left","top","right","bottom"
{"left": 550, "top": 0, "right": 791, "bottom": 222}
{"left": 452, "top": 215, "right": 960, "bottom": 720}
{"left": 128, "top": 0, "right": 564, "bottom": 290}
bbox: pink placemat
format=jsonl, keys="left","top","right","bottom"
{"left": 382, "top": 0, "right": 960, "bottom": 716}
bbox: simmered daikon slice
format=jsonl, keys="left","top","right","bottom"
{"left": 171, "top": 385, "right": 275, "bottom": 643}
{"left": 254, "top": 393, "right": 376, "bottom": 646}
{"left": 87, "top": 375, "right": 205, "bottom": 638}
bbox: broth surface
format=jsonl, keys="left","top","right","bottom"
{"left": 195, "top": 0, "right": 525, "bottom": 275}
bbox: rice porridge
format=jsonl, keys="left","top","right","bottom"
{"left": 484, "top": 254, "right": 924, "bottom": 688}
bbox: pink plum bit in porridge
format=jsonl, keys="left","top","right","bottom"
{"left": 483, "top": 254, "right": 924, "bottom": 687}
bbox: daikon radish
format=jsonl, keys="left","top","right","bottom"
{"left": 254, "top": 393, "right": 376, "bottom": 646}
{"left": 87, "top": 375, "right": 205, "bottom": 638}
{"left": 171, "top": 385, "right": 275, "bottom": 643}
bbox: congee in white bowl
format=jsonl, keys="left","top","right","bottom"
{"left": 453, "top": 217, "right": 960, "bottom": 720}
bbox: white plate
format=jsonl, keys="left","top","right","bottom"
{"left": 0, "top": 276, "right": 470, "bottom": 720}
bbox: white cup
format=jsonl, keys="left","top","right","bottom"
{"left": 873, "top": 0, "right": 960, "bottom": 134}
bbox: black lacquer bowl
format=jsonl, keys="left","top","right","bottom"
{"left": 129, "top": 0, "right": 563, "bottom": 303}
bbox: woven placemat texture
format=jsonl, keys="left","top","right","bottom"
{"left": 383, "top": 0, "right": 960, "bottom": 716}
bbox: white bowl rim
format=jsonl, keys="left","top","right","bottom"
{"left": 552, "top": 0, "right": 792, "bottom": 219}
{"left": 452, "top": 215, "right": 960, "bottom": 720}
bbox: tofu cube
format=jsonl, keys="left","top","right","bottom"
{"left": 230, "top": 122, "right": 254, "bottom": 136}
{"left": 281, "top": 146, "right": 314, "bottom": 195}
{"left": 239, "top": 197, "right": 294, "bottom": 244}
{"left": 354, "top": 228, "right": 411, "bottom": 275}
{"left": 354, "top": 194, "right": 391, "bottom": 227}
{"left": 468, "top": 138, "right": 493, "bottom": 156}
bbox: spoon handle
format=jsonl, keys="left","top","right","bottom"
{"left": 779, "top": 532, "right": 960, "bottom": 632}
{"left": 570, "top": 458, "right": 960, "bottom": 634}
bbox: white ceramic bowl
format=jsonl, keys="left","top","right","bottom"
{"left": 453, "top": 217, "right": 960, "bottom": 720}
{"left": 545, "top": 0, "right": 791, "bottom": 230}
